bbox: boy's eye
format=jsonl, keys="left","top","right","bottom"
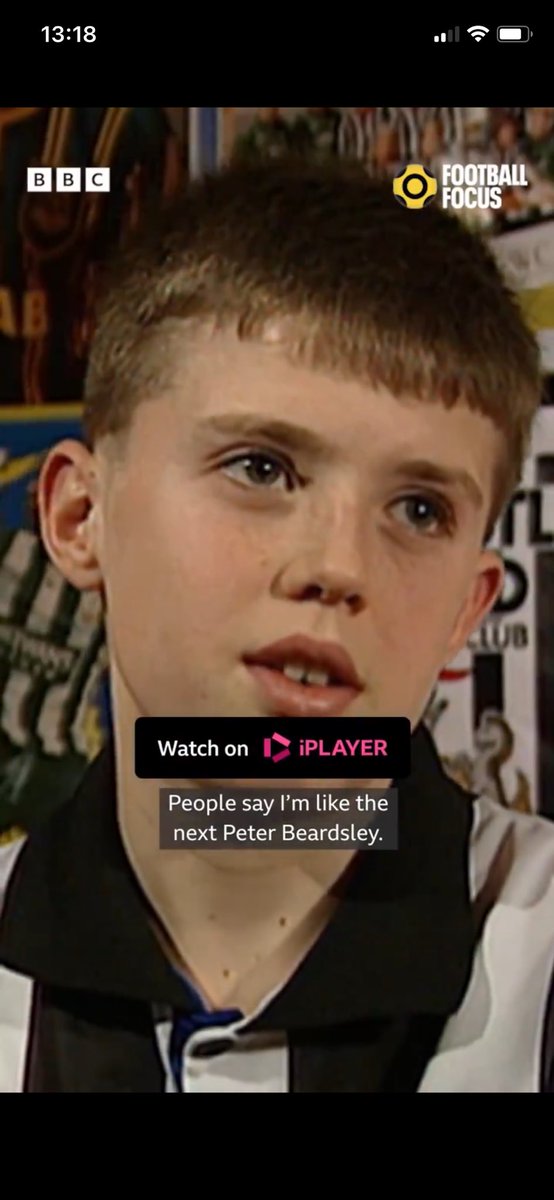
{"left": 220, "top": 450, "right": 297, "bottom": 491}
{"left": 390, "top": 494, "right": 453, "bottom": 535}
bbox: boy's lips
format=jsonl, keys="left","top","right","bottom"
{"left": 244, "top": 663, "right": 361, "bottom": 716}
{"left": 242, "top": 634, "right": 364, "bottom": 717}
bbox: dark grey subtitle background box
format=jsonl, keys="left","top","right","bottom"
{"left": 160, "top": 787, "right": 398, "bottom": 850}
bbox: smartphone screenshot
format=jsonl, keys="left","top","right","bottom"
{"left": 0, "top": 20, "right": 553, "bottom": 1093}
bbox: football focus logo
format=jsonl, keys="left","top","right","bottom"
{"left": 393, "top": 164, "right": 437, "bottom": 209}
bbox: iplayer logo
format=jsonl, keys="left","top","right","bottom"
{"left": 263, "top": 732, "right": 291, "bottom": 763}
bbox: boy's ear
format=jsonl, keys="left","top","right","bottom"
{"left": 37, "top": 439, "right": 104, "bottom": 592}
{"left": 443, "top": 548, "right": 505, "bottom": 664}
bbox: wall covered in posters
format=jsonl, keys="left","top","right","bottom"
{"left": 422, "top": 211, "right": 554, "bottom": 820}
{"left": 0, "top": 108, "right": 190, "bottom": 840}
{"left": 424, "top": 406, "right": 554, "bottom": 820}
{"left": 0, "top": 406, "right": 107, "bottom": 836}
{"left": 217, "top": 107, "right": 554, "bottom": 232}
{"left": 428, "top": 219, "right": 554, "bottom": 822}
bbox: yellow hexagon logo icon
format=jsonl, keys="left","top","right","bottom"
{"left": 393, "top": 164, "right": 438, "bottom": 209}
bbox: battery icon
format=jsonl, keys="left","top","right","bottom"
{"left": 497, "top": 26, "right": 532, "bottom": 41}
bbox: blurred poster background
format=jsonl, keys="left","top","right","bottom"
{"left": 0, "top": 107, "right": 188, "bottom": 839}
{"left": 218, "top": 107, "right": 554, "bottom": 232}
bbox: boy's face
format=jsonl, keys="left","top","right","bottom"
{"left": 42, "top": 329, "right": 504, "bottom": 764}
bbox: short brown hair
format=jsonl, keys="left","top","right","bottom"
{"left": 83, "top": 158, "right": 543, "bottom": 536}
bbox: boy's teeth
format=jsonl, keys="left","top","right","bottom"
{"left": 282, "top": 663, "right": 305, "bottom": 683}
{"left": 281, "top": 662, "right": 331, "bottom": 686}
{"left": 305, "top": 667, "right": 331, "bottom": 686}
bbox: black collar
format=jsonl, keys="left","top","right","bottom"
{"left": 0, "top": 725, "right": 476, "bottom": 1029}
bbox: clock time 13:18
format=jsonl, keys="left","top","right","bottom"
{"left": 41, "top": 26, "right": 97, "bottom": 41}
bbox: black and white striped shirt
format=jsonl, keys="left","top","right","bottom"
{"left": 1, "top": 725, "right": 554, "bottom": 1092}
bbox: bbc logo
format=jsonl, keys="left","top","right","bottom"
{"left": 27, "top": 167, "right": 110, "bottom": 193}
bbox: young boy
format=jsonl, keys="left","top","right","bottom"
{"left": 1, "top": 159, "right": 553, "bottom": 1092}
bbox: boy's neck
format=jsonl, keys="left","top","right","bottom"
{"left": 113, "top": 713, "right": 356, "bottom": 1013}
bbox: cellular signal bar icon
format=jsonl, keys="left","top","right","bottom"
{"left": 434, "top": 27, "right": 460, "bottom": 42}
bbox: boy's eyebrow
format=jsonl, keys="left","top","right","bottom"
{"left": 195, "top": 415, "right": 335, "bottom": 459}
{"left": 391, "top": 460, "right": 484, "bottom": 509}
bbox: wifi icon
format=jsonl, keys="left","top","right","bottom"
{"left": 467, "top": 25, "right": 489, "bottom": 41}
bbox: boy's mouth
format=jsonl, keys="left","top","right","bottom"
{"left": 242, "top": 634, "right": 363, "bottom": 718}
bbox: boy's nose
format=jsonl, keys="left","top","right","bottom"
{"left": 273, "top": 554, "right": 366, "bottom": 615}
{"left": 271, "top": 496, "right": 371, "bottom": 614}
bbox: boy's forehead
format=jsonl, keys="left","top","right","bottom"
{"left": 165, "top": 327, "right": 501, "bottom": 474}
